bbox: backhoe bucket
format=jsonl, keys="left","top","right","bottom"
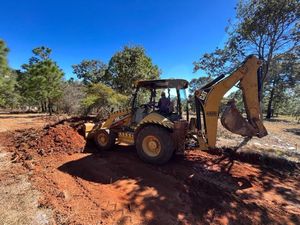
{"left": 221, "top": 100, "right": 257, "bottom": 137}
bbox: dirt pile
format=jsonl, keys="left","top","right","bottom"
{"left": 11, "top": 124, "right": 86, "bottom": 163}
{"left": 37, "top": 124, "right": 86, "bottom": 154}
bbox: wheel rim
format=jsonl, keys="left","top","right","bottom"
{"left": 142, "top": 135, "right": 161, "bottom": 157}
{"left": 97, "top": 132, "right": 109, "bottom": 146}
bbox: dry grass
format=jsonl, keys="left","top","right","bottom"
{"left": 216, "top": 117, "right": 300, "bottom": 163}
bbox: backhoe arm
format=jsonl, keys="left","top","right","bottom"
{"left": 194, "top": 55, "right": 268, "bottom": 149}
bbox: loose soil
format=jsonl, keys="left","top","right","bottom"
{"left": 0, "top": 114, "right": 300, "bottom": 225}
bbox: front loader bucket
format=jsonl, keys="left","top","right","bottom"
{"left": 221, "top": 100, "right": 257, "bottom": 137}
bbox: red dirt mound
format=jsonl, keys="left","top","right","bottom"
{"left": 37, "top": 124, "right": 86, "bottom": 154}
{"left": 11, "top": 124, "right": 86, "bottom": 163}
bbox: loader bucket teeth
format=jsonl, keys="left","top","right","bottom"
{"left": 221, "top": 100, "right": 257, "bottom": 137}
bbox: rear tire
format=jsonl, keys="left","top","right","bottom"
{"left": 136, "top": 125, "right": 174, "bottom": 164}
{"left": 94, "top": 129, "right": 116, "bottom": 151}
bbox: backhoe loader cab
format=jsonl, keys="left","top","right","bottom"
{"left": 131, "top": 79, "right": 189, "bottom": 124}
{"left": 86, "top": 79, "right": 189, "bottom": 164}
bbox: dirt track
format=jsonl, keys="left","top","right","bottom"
{"left": 0, "top": 114, "right": 300, "bottom": 225}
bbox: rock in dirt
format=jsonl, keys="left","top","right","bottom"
{"left": 57, "top": 190, "right": 71, "bottom": 201}
{"left": 23, "top": 161, "right": 35, "bottom": 170}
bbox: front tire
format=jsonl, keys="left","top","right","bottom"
{"left": 94, "top": 129, "right": 116, "bottom": 151}
{"left": 136, "top": 125, "right": 174, "bottom": 164}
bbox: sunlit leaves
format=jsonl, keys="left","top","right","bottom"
{"left": 72, "top": 60, "right": 109, "bottom": 85}
{"left": 107, "top": 45, "right": 161, "bottom": 95}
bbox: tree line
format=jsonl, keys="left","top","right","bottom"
{"left": 0, "top": 43, "right": 160, "bottom": 115}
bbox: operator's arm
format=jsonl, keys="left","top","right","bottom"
{"left": 158, "top": 98, "right": 162, "bottom": 108}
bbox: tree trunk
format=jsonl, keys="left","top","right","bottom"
{"left": 48, "top": 99, "right": 52, "bottom": 116}
{"left": 266, "top": 86, "right": 275, "bottom": 119}
{"left": 41, "top": 101, "right": 46, "bottom": 112}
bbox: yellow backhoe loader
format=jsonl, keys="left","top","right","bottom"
{"left": 85, "top": 55, "right": 268, "bottom": 164}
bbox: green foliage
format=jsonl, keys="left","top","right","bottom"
{"left": 284, "top": 84, "right": 300, "bottom": 119}
{"left": 72, "top": 60, "right": 110, "bottom": 85}
{"left": 194, "top": 0, "right": 299, "bottom": 81}
{"left": 1, "top": 41, "right": 162, "bottom": 115}
{"left": 193, "top": 0, "right": 299, "bottom": 118}
{"left": 263, "top": 52, "right": 300, "bottom": 118}
{"left": 0, "top": 39, "right": 10, "bottom": 106}
{"left": 187, "top": 77, "right": 213, "bottom": 111}
{"left": 107, "top": 45, "right": 161, "bottom": 95}
{"left": 189, "top": 76, "right": 213, "bottom": 93}
{"left": 264, "top": 84, "right": 300, "bottom": 120}
{"left": 233, "top": 0, "right": 299, "bottom": 81}
{"left": 0, "top": 71, "right": 20, "bottom": 108}
{"left": 82, "top": 83, "right": 128, "bottom": 114}
{"left": 32, "top": 46, "right": 52, "bottom": 61}
{"left": 0, "top": 39, "right": 9, "bottom": 75}
{"left": 20, "top": 46, "right": 64, "bottom": 114}
{"left": 193, "top": 48, "right": 241, "bottom": 77}
{"left": 0, "top": 39, "right": 20, "bottom": 108}
{"left": 226, "top": 90, "right": 244, "bottom": 113}
{"left": 71, "top": 46, "right": 161, "bottom": 115}
{"left": 1, "top": 40, "right": 161, "bottom": 115}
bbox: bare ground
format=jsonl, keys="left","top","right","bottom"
{"left": 0, "top": 114, "right": 300, "bottom": 225}
{"left": 0, "top": 142, "right": 53, "bottom": 225}
{"left": 217, "top": 119, "right": 300, "bottom": 163}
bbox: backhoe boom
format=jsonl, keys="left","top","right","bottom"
{"left": 194, "top": 55, "right": 268, "bottom": 149}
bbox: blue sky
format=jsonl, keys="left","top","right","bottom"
{"left": 0, "top": 0, "right": 236, "bottom": 81}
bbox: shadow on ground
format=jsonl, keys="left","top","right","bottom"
{"left": 58, "top": 144, "right": 300, "bottom": 224}
{"left": 285, "top": 128, "right": 300, "bottom": 136}
{"left": 206, "top": 147, "right": 300, "bottom": 172}
{"left": 265, "top": 118, "right": 294, "bottom": 123}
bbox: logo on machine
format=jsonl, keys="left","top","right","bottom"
{"left": 206, "top": 111, "right": 218, "bottom": 117}
{"left": 199, "top": 91, "right": 207, "bottom": 100}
